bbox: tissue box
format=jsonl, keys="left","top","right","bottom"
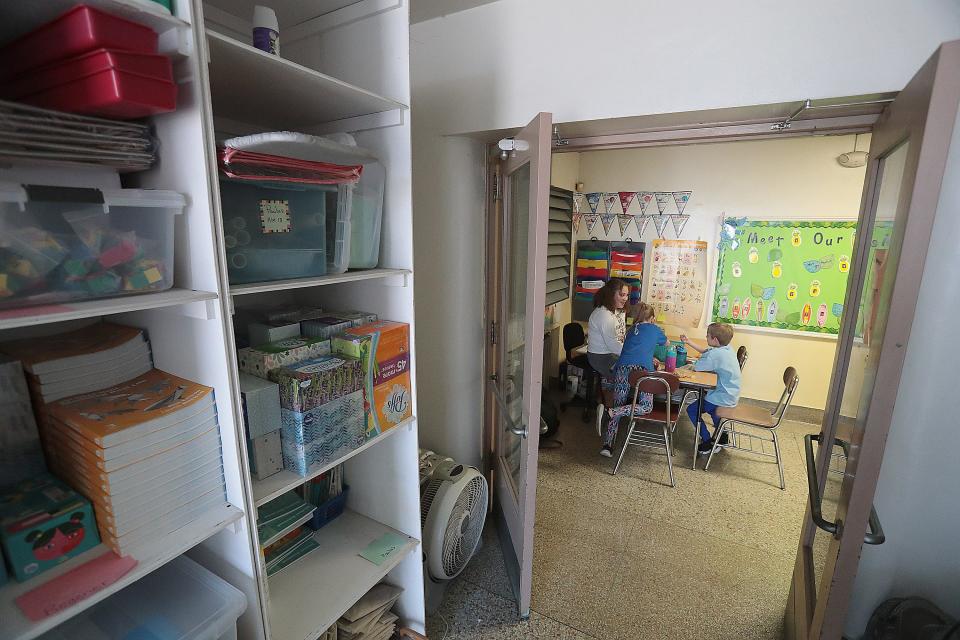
{"left": 249, "top": 430, "right": 283, "bottom": 480}
{"left": 248, "top": 321, "right": 301, "bottom": 347}
{"left": 301, "top": 311, "right": 377, "bottom": 339}
{"left": 272, "top": 356, "right": 364, "bottom": 413}
{"left": 332, "top": 321, "right": 412, "bottom": 438}
{"left": 280, "top": 390, "right": 366, "bottom": 476}
{"left": 239, "top": 373, "right": 281, "bottom": 439}
{"left": 0, "top": 473, "right": 99, "bottom": 582}
{"left": 238, "top": 336, "right": 331, "bottom": 378}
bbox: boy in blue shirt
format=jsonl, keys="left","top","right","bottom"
{"left": 599, "top": 302, "right": 666, "bottom": 457}
{"left": 680, "top": 323, "right": 741, "bottom": 455}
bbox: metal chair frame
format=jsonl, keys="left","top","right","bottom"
{"left": 611, "top": 372, "right": 698, "bottom": 486}
{"left": 703, "top": 367, "right": 799, "bottom": 490}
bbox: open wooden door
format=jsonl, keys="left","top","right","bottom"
{"left": 787, "top": 41, "right": 960, "bottom": 638}
{"left": 485, "top": 112, "right": 552, "bottom": 618}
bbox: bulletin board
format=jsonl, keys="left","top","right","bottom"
{"left": 712, "top": 220, "right": 856, "bottom": 335}
{"left": 649, "top": 239, "right": 709, "bottom": 327}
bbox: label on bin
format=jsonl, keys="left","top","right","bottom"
{"left": 259, "top": 200, "right": 291, "bottom": 234}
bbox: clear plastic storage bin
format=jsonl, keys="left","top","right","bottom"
{"left": 219, "top": 179, "right": 352, "bottom": 284}
{"left": 39, "top": 555, "right": 247, "bottom": 640}
{"left": 0, "top": 182, "right": 184, "bottom": 309}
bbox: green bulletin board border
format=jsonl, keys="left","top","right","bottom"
{"left": 713, "top": 220, "right": 856, "bottom": 335}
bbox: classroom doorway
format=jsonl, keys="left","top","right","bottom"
{"left": 463, "top": 47, "right": 960, "bottom": 640}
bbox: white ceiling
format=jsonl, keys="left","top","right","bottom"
{"left": 410, "top": 0, "right": 501, "bottom": 24}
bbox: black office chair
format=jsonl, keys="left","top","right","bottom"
{"left": 559, "top": 323, "right": 598, "bottom": 423}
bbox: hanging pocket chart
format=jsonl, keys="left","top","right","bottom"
{"left": 713, "top": 220, "right": 858, "bottom": 335}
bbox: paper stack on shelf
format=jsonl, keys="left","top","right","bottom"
{"left": 337, "top": 583, "right": 403, "bottom": 640}
{"left": 263, "top": 526, "right": 318, "bottom": 577}
{"left": 0, "top": 322, "right": 153, "bottom": 465}
{"left": 0, "top": 99, "right": 157, "bottom": 172}
{"left": 256, "top": 491, "right": 315, "bottom": 546}
{"left": 43, "top": 368, "right": 226, "bottom": 556}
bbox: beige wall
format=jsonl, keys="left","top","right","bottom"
{"left": 572, "top": 134, "right": 870, "bottom": 409}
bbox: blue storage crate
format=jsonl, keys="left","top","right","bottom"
{"left": 307, "top": 485, "right": 349, "bottom": 531}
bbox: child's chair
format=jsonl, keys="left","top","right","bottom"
{"left": 611, "top": 371, "right": 691, "bottom": 487}
{"left": 703, "top": 366, "right": 799, "bottom": 489}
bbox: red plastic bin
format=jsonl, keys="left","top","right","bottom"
{"left": 0, "top": 5, "right": 158, "bottom": 81}
{"left": 3, "top": 48, "right": 173, "bottom": 101}
{"left": 18, "top": 66, "right": 177, "bottom": 119}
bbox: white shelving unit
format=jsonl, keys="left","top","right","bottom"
{"left": 0, "top": 0, "right": 422, "bottom": 639}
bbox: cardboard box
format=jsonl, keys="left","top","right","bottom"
{"left": 249, "top": 430, "right": 283, "bottom": 480}
{"left": 239, "top": 373, "right": 281, "bottom": 439}
{"left": 0, "top": 473, "right": 100, "bottom": 582}
{"left": 332, "top": 321, "right": 412, "bottom": 438}
{"left": 248, "top": 321, "right": 301, "bottom": 347}
{"left": 238, "top": 336, "right": 331, "bottom": 378}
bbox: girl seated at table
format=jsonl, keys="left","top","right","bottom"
{"left": 598, "top": 302, "right": 668, "bottom": 457}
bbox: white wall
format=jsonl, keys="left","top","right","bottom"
{"left": 410, "top": 1, "right": 960, "bottom": 467}
{"left": 842, "top": 94, "right": 960, "bottom": 637}
{"left": 570, "top": 135, "right": 868, "bottom": 409}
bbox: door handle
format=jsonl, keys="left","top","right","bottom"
{"left": 488, "top": 379, "right": 528, "bottom": 439}
{"left": 804, "top": 434, "right": 886, "bottom": 545}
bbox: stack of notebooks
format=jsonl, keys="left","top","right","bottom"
{"left": 263, "top": 525, "right": 318, "bottom": 577}
{"left": 43, "top": 368, "right": 226, "bottom": 556}
{"left": 0, "top": 322, "right": 153, "bottom": 467}
{"left": 337, "top": 583, "right": 403, "bottom": 640}
{"left": 257, "top": 491, "right": 315, "bottom": 547}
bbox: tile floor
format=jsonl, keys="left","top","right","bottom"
{"left": 425, "top": 396, "right": 820, "bottom": 640}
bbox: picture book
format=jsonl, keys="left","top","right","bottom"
{"left": 24, "top": 339, "right": 151, "bottom": 386}
{"left": 47, "top": 368, "right": 214, "bottom": 448}
{"left": 36, "top": 354, "right": 154, "bottom": 403}
{"left": 0, "top": 323, "right": 145, "bottom": 375}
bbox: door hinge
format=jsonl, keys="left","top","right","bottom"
{"left": 492, "top": 173, "right": 502, "bottom": 201}
{"left": 489, "top": 320, "right": 498, "bottom": 346}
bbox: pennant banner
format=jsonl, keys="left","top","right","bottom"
{"left": 584, "top": 213, "right": 600, "bottom": 234}
{"left": 672, "top": 190, "right": 692, "bottom": 215}
{"left": 637, "top": 191, "right": 653, "bottom": 215}
{"left": 653, "top": 214, "right": 670, "bottom": 237}
{"left": 617, "top": 191, "right": 637, "bottom": 214}
{"left": 600, "top": 213, "right": 617, "bottom": 236}
{"left": 654, "top": 192, "right": 673, "bottom": 215}
{"left": 586, "top": 192, "right": 602, "bottom": 214}
{"left": 603, "top": 193, "right": 619, "bottom": 214}
{"left": 671, "top": 214, "right": 690, "bottom": 237}
{"left": 572, "top": 212, "right": 582, "bottom": 232}
{"left": 634, "top": 214, "right": 651, "bottom": 237}
{"left": 617, "top": 214, "right": 633, "bottom": 235}
{"left": 573, "top": 192, "right": 585, "bottom": 213}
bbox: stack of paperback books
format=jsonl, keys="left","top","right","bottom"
{"left": 43, "top": 368, "right": 226, "bottom": 556}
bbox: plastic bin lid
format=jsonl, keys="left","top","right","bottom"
{"left": 223, "top": 131, "right": 380, "bottom": 166}
{"left": 38, "top": 555, "right": 247, "bottom": 640}
{"left": 101, "top": 188, "right": 186, "bottom": 211}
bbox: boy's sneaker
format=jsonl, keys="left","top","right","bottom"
{"left": 599, "top": 445, "right": 613, "bottom": 458}
{"left": 697, "top": 440, "right": 716, "bottom": 455}
{"left": 718, "top": 431, "right": 730, "bottom": 446}
{"left": 595, "top": 403, "right": 605, "bottom": 437}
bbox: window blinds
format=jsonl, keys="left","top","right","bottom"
{"left": 546, "top": 186, "right": 573, "bottom": 306}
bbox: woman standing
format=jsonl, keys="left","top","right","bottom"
{"left": 586, "top": 278, "right": 629, "bottom": 432}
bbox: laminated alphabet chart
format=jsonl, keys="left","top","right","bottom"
{"left": 712, "top": 219, "right": 857, "bottom": 334}
{"left": 648, "top": 239, "right": 709, "bottom": 327}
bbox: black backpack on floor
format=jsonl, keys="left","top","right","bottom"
{"left": 864, "top": 598, "right": 959, "bottom": 640}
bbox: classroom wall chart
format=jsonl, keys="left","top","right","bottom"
{"left": 713, "top": 219, "right": 856, "bottom": 334}
{"left": 649, "top": 239, "right": 709, "bottom": 327}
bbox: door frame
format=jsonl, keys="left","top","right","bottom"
{"left": 789, "top": 40, "right": 960, "bottom": 638}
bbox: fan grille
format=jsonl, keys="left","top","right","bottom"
{"left": 441, "top": 475, "right": 488, "bottom": 578}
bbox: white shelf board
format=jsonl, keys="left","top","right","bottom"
{"left": 0, "top": 289, "right": 218, "bottom": 332}
{"left": 268, "top": 509, "right": 418, "bottom": 640}
{"left": 252, "top": 416, "right": 414, "bottom": 506}
{"left": 0, "top": 0, "right": 189, "bottom": 47}
{"left": 230, "top": 268, "right": 411, "bottom": 297}
{"left": 0, "top": 504, "right": 244, "bottom": 640}
{"left": 204, "top": 0, "right": 363, "bottom": 29}
{"left": 206, "top": 30, "right": 407, "bottom": 129}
